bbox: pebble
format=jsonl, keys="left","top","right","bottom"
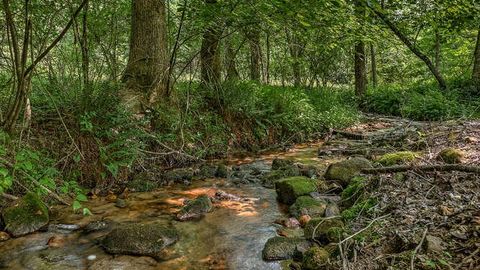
{"left": 115, "top": 198, "right": 127, "bottom": 208}
{"left": 87, "top": 255, "right": 97, "bottom": 261}
{"left": 0, "top": 231, "right": 10, "bottom": 241}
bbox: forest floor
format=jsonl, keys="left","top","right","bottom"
{"left": 318, "top": 116, "right": 480, "bottom": 270}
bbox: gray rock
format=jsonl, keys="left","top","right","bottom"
{"left": 324, "top": 157, "right": 373, "bottom": 187}
{"left": 176, "top": 195, "right": 213, "bottom": 221}
{"left": 325, "top": 204, "right": 341, "bottom": 217}
{"left": 102, "top": 222, "right": 178, "bottom": 258}
{"left": 426, "top": 235, "right": 444, "bottom": 253}
{"left": 262, "top": 237, "right": 313, "bottom": 261}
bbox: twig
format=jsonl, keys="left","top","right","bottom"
{"left": 0, "top": 193, "right": 18, "bottom": 200}
{"left": 338, "top": 214, "right": 391, "bottom": 246}
{"left": 411, "top": 227, "right": 428, "bottom": 270}
{"left": 455, "top": 247, "right": 480, "bottom": 270}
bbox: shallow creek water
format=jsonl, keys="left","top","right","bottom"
{"left": 0, "top": 142, "right": 336, "bottom": 270}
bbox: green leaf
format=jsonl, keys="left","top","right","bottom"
{"left": 73, "top": 154, "right": 81, "bottom": 163}
{"left": 76, "top": 194, "right": 88, "bottom": 202}
{"left": 72, "top": 200, "right": 82, "bottom": 211}
{"left": 83, "top": 208, "right": 92, "bottom": 216}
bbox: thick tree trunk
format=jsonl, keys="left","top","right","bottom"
{"left": 200, "top": 26, "right": 222, "bottom": 87}
{"left": 370, "top": 44, "right": 377, "bottom": 88}
{"left": 354, "top": 0, "right": 367, "bottom": 97}
{"left": 122, "top": 0, "right": 169, "bottom": 113}
{"left": 248, "top": 29, "right": 262, "bottom": 82}
{"left": 371, "top": 4, "right": 447, "bottom": 90}
{"left": 473, "top": 28, "right": 480, "bottom": 83}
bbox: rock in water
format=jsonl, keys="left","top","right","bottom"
{"left": 262, "top": 236, "right": 312, "bottom": 261}
{"left": 275, "top": 177, "right": 318, "bottom": 205}
{"left": 2, "top": 193, "right": 49, "bottom": 237}
{"left": 102, "top": 222, "right": 178, "bottom": 258}
{"left": 324, "top": 157, "right": 372, "bottom": 187}
{"left": 0, "top": 231, "right": 10, "bottom": 241}
{"left": 176, "top": 195, "right": 213, "bottom": 221}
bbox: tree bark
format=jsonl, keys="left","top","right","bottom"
{"left": 122, "top": 0, "right": 169, "bottom": 113}
{"left": 434, "top": 29, "right": 441, "bottom": 72}
{"left": 247, "top": 29, "right": 262, "bottom": 82}
{"left": 473, "top": 28, "right": 480, "bottom": 83}
{"left": 370, "top": 44, "right": 377, "bottom": 88}
{"left": 354, "top": 0, "right": 367, "bottom": 97}
{"left": 371, "top": 4, "right": 447, "bottom": 90}
{"left": 286, "top": 30, "right": 303, "bottom": 87}
{"left": 225, "top": 37, "right": 239, "bottom": 80}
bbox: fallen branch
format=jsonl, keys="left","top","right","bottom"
{"left": 0, "top": 193, "right": 19, "bottom": 201}
{"left": 411, "top": 227, "right": 428, "bottom": 270}
{"left": 362, "top": 164, "right": 480, "bottom": 174}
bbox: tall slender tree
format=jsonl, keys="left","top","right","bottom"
{"left": 473, "top": 28, "right": 480, "bottom": 83}
{"left": 354, "top": 0, "right": 367, "bottom": 97}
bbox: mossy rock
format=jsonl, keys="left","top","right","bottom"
{"left": 176, "top": 195, "right": 213, "bottom": 221}
{"left": 272, "top": 159, "right": 295, "bottom": 170}
{"left": 289, "top": 196, "right": 327, "bottom": 218}
{"left": 302, "top": 246, "right": 330, "bottom": 270}
{"left": 324, "top": 157, "right": 372, "bottom": 187}
{"left": 262, "top": 167, "right": 301, "bottom": 188}
{"left": 102, "top": 222, "right": 178, "bottom": 258}
{"left": 127, "top": 175, "right": 158, "bottom": 192}
{"left": 262, "top": 236, "right": 312, "bottom": 261}
{"left": 163, "top": 168, "right": 194, "bottom": 183}
{"left": 341, "top": 176, "right": 368, "bottom": 204}
{"left": 437, "top": 148, "right": 464, "bottom": 164}
{"left": 275, "top": 177, "right": 318, "bottom": 205}
{"left": 341, "top": 198, "right": 377, "bottom": 221}
{"left": 304, "top": 217, "right": 344, "bottom": 243}
{"left": 197, "top": 164, "right": 218, "bottom": 179}
{"left": 215, "top": 164, "right": 229, "bottom": 178}
{"left": 2, "top": 193, "right": 49, "bottom": 237}
{"left": 376, "top": 151, "right": 418, "bottom": 166}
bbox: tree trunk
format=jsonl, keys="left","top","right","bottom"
{"left": 370, "top": 4, "right": 447, "bottom": 90}
{"left": 286, "top": 30, "right": 303, "bottom": 87}
{"left": 122, "top": 0, "right": 169, "bottom": 113}
{"left": 225, "top": 37, "right": 239, "bottom": 80}
{"left": 370, "top": 43, "right": 377, "bottom": 88}
{"left": 354, "top": 0, "right": 367, "bottom": 97}
{"left": 266, "top": 31, "right": 271, "bottom": 84}
{"left": 473, "top": 28, "right": 480, "bottom": 83}
{"left": 248, "top": 29, "right": 262, "bottom": 82}
{"left": 435, "top": 29, "right": 441, "bottom": 71}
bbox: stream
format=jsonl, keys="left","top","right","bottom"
{"left": 0, "top": 142, "right": 333, "bottom": 270}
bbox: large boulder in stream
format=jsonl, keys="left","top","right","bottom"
{"left": 2, "top": 193, "right": 49, "bottom": 237}
{"left": 275, "top": 177, "right": 318, "bottom": 205}
{"left": 289, "top": 196, "right": 327, "bottom": 218}
{"left": 262, "top": 236, "right": 313, "bottom": 261}
{"left": 176, "top": 195, "right": 213, "bottom": 221}
{"left": 102, "top": 222, "right": 178, "bottom": 258}
{"left": 324, "top": 157, "right": 372, "bottom": 187}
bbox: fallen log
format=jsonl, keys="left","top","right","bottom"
{"left": 362, "top": 164, "right": 480, "bottom": 174}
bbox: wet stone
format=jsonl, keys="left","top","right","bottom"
{"left": 262, "top": 236, "right": 313, "bottom": 261}
{"left": 102, "top": 222, "right": 178, "bottom": 258}
{"left": 2, "top": 193, "right": 49, "bottom": 237}
{"left": 0, "top": 231, "right": 10, "bottom": 241}
{"left": 176, "top": 195, "right": 213, "bottom": 221}
{"left": 115, "top": 198, "right": 127, "bottom": 208}
{"left": 84, "top": 220, "right": 111, "bottom": 233}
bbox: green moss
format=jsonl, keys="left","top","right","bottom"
{"left": 2, "top": 193, "right": 49, "bottom": 237}
{"left": 376, "top": 151, "right": 419, "bottom": 166}
{"left": 341, "top": 176, "right": 367, "bottom": 203}
{"left": 324, "top": 158, "right": 372, "bottom": 187}
{"left": 304, "top": 217, "right": 344, "bottom": 242}
{"left": 302, "top": 246, "right": 330, "bottom": 270}
{"left": 341, "top": 198, "right": 377, "bottom": 221}
{"left": 102, "top": 222, "right": 178, "bottom": 257}
{"left": 437, "top": 148, "right": 464, "bottom": 164}
{"left": 326, "top": 226, "right": 344, "bottom": 243}
{"left": 262, "top": 167, "right": 301, "bottom": 188}
{"left": 275, "top": 177, "right": 318, "bottom": 205}
{"left": 289, "top": 196, "right": 327, "bottom": 218}
{"left": 176, "top": 195, "right": 213, "bottom": 221}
